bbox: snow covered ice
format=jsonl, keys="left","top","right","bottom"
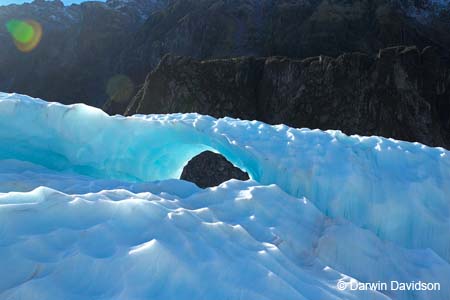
{"left": 0, "top": 92, "right": 449, "bottom": 300}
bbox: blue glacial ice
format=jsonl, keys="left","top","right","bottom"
{"left": 0, "top": 92, "right": 449, "bottom": 300}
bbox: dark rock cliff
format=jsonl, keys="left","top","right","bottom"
{"left": 127, "top": 46, "right": 450, "bottom": 148}
{"left": 124, "top": 55, "right": 265, "bottom": 118}
{"left": 1, "top": 0, "right": 450, "bottom": 108}
{"left": 117, "top": 0, "right": 450, "bottom": 85}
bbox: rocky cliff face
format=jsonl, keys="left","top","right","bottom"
{"left": 127, "top": 46, "right": 450, "bottom": 148}
{"left": 1, "top": 0, "right": 450, "bottom": 108}
{"left": 117, "top": 0, "right": 450, "bottom": 84}
{"left": 123, "top": 55, "right": 265, "bottom": 118}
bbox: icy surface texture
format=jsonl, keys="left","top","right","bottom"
{"left": 0, "top": 92, "right": 449, "bottom": 300}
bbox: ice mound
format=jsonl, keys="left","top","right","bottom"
{"left": 0, "top": 92, "right": 449, "bottom": 300}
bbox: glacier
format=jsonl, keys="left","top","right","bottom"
{"left": 0, "top": 92, "right": 449, "bottom": 300}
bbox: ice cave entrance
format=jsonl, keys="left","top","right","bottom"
{"left": 0, "top": 97, "right": 259, "bottom": 183}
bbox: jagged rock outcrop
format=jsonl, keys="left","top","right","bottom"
{"left": 180, "top": 151, "right": 249, "bottom": 188}
{"left": 127, "top": 46, "right": 450, "bottom": 148}
{"left": 124, "top": 55, "right": 265, "bottom": 118}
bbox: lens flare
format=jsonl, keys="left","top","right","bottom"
{"left": 106, "top": 75, "right": 135, "bottom": 104}
{"left": 6, "top": 19, "right": 43, "bottom": 52}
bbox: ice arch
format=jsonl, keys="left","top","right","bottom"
{"left": 0, "top": 94, "right": 262, "bottom": 182}
{"left": 1, "top": 92, "right": 450, "bottom": 262}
